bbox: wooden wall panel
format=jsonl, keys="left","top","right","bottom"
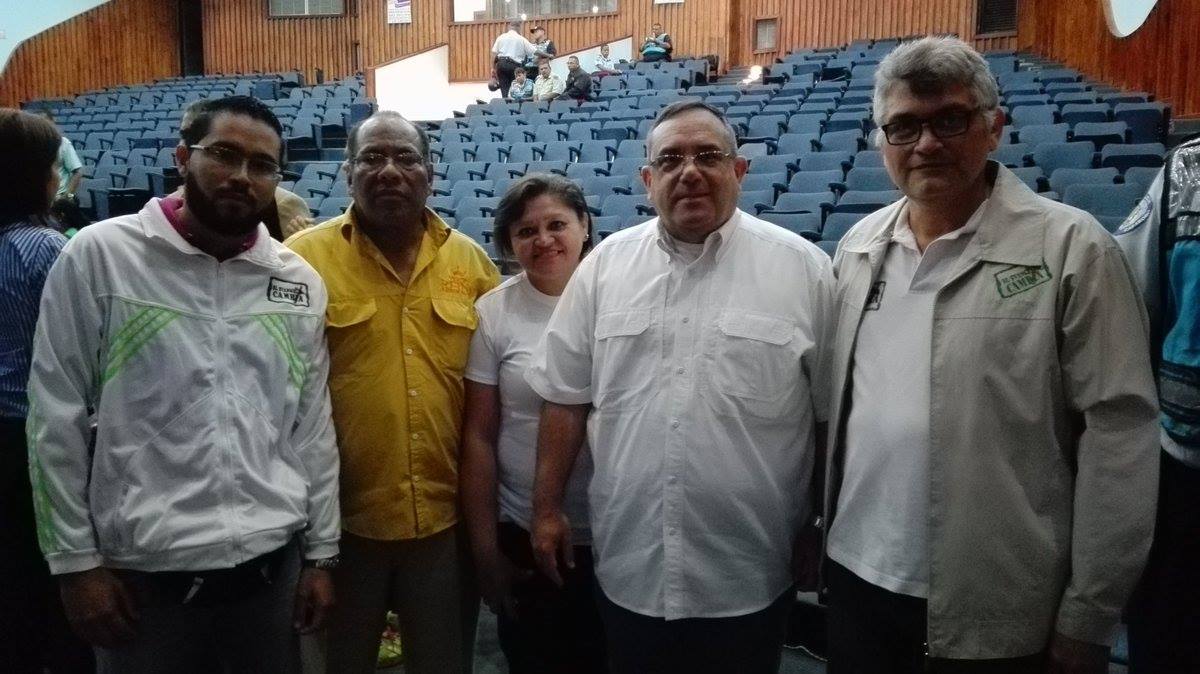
{"left": 738, "top": 0, "right": 1016, "bottom": 67}
{"left": 446, "top": 1, "right": 733, "bottom": 82}
{"left": 1019, "top": 0, "right": 1199, "bottom": 117}
{"left": 0, "top": 0, "right": 180, "bottom": 108}
{"left": 201, "top": 0, "right": 452, "bottom": 82}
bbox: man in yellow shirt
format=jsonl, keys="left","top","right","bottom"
{"left": 287, "top": 111, "right": 498, "bottom": 674}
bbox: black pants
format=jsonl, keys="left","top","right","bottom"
{"left": 495, "top": 58, "right": 521, "bottom": 98}
{"left": 1127, "top": 450, "right": 1200, "bottom": 673}
{"left": 595, "top": 582, "right": 791, "bottom": 674}
{"left": 0, "top": 417, "right": 94, "bottom": 673}
{"left": 496, "top": 522, "right": 606, "bottom": 674}
{"left": 826, "top": 561, "right": 1044, "bottom": 674}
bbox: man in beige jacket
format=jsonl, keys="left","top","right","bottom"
{"left": 823, "top": 36, "right": 1159, "bottom": 673}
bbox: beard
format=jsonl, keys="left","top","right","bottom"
{"left": 184, "top": 172, "right": 268, "bottom": 238}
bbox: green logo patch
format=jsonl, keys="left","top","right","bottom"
{"left": 994, "top": 264, "right": 1052, "bottom": 298}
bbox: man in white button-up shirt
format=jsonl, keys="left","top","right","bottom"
{"left": 525, "top": 101, "right": 835, "bottom": 673}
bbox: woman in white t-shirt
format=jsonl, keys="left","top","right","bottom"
{"left": 459, "top": 174, "right": 603, "bottom": 673}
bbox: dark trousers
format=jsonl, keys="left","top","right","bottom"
{"left": 495, "top": 522, "right": 606, "bottom": 674}
{"left": 826, "top": 561, "right": 1045, "bottom": 674}
{"left": 0, "top": 417, "right": 94, "bottom": 673}
{"left": 595, "top": 582, "right": 791, "bottom": 674}
{"left": 495, "top": 58, "right": 520, "bottom": 98}
{"left": 1127, "top": 450, "right": 1200, "bottom": 673}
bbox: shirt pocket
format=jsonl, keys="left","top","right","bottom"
{"left": 594, "top": 309, "right": 656, "bottom": 410}
{"left": 706, "top": 310, "right": 800, "bottom": 419}
{"left": 431, "top": 297, "right": 478, "bottom": 373}
{"left": 326, "top": 299, "right": 378, "bottom": 381}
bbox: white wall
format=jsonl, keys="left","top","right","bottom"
{"left": 0, "top": 0, "right": 111, "bottom": 72}
{"left": 374, "top": 45, "right": 492, "bottom": 122}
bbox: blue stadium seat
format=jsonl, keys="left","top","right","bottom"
{"left": 822, "top": 212, "right": 864, "bottom": 241}
{"left": 758, "top": 212, "right": 822, "bottom": 238}
{"left": 578, "top": 141, "right": 617, "bottom": 163}
{"left": 853, "top": 151, "right": 884, "bottom": 168}
{"left": 456, "top": 217, "right": 494, "bottom": 244}
{"left": 1114, "top": 103, "right": 1168, "bottom": 144}
{"left": 540, "top": 141, "right": 579, "bottom": 162}
{"left": 831, "top": 190, "right": 902, "bottom": 214}
{"left": 1047, "top": 167, "right": 1119, "bottom": 196}
{"left": 1017, "top": 123, "right": 1071, "bottom": 146}
{"left": 1060, "top": 103, "right": 1111, "bottom": 126}
{"left": 844, "top": 167, "right": 896, "bottom": 192}
{"left": 796, "top": 152, "right": 852, "bottom": 174}
{"left": 747, "top": 154, "right": 799, "bottom": 176}
{"left": 738, "top": 190, "right": 776, "bottom": 214}
{"left": 1011, "top": 106, "right": 1058, "bottom": 128}
{"left": 1123, "top": 166, "right": 1160, "bottom": 191}
{"left": 815, "top": 130, "right": 864, "bottom": 153}
{"left": 990, "top": 143, "right": 1031, "bottom": 168}
{"left": 776, "top": 133, "right": 819, "bottom": 155}
{"left": 1063, "top": 183, "right": 1145, "bottom": 227}
{"left": 764, "top": 192, "right": 834, "bottom": 217}
{"left": 1010, "top": 166, "right": 1047, "bottom": 192}
{"left": 1100, "top": 143, "right": 1167, "bottom": 172}
{"left": 789, "top": 170, "right": 844, "bottom": 195}
{"left": 740, "top": 173, "right": 789, "bottom": 195}
{"left": 601, "top": 194, "right": 655, "bottom": 218}
{"left": 1032, "top": 142, "right": 1095, "bottom": 174}
{"left": 1071, "top": 121, "right": 1129, "bottom": 149}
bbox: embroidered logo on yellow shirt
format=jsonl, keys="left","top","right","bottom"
{"left": 440, "top": 268, "right": 474, "bottom": 297}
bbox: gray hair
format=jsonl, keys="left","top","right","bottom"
{"left": 646, "top": 101, "right": 739, "bottom": 157}
{"left": 872, "top": 36, "right": 1000, "bottom": 143}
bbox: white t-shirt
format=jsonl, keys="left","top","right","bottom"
{"left": 827, "top": 201, "right": 987, "bottom": 598}
{"left": 492, "top": 29, "right": 536, "bottom": 63}
{"left": 466, "top": 273, "right": 593, "bottom": 542}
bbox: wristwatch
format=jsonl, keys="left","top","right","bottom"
{"left": 303, "top": 555, "right": 340, "bottom": 570}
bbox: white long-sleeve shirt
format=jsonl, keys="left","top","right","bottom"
{"left": 27, "top": 198, "right": 340, "bottom": 575}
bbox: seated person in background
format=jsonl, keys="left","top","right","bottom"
{"left": 593, "top": 44, "right": 621, "bottom": 77}
{"left": 509, "top": 68, "right": 535, "bottom": 102}
{"left": 524, "top": 27, "right": 557, "bottom": 78}
{"left": 563, "top": 56, "right": 594, "bottom": 101}
{"left": 532, "top": 62, "right": 565, "bottom": 103}
{"left": 639, "top": 23, "right": 672, "bottom": 62}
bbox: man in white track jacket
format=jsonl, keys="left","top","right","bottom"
{"left": 26, "top": 96, "right": 340, "bottom": 673}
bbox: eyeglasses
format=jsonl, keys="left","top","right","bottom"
{"left": 352, "top": 151, "right": 425, "bottom": 171}
{"left": 879, "top": 108, "right": 983, "bottom": 145}
{"left": 647, "top": 150, "right": 736, "bottom": 173}
{"left": 189, "top": 145, "right": 281, "bottom": 181}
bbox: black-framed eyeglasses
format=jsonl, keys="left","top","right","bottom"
{"left": 352, "top": 151, "right": 425, "bottom": 171}
{"left": 879, "top": 108, "right": 983, "bottom": 145}
{"left": 647, "top": 150, "right": 736, "bottom": 173}
{"left": 189, "top": 144, "right": 281, "bottom": 181}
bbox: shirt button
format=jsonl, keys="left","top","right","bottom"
{"left": 405, "top": 348, "right": 413, "bottom": 355}
{"left": 402, "top": 307, "right": 411, "bottom": 314}
{"left": 668, "top": 475, "right": 677, "bottom": 484}
{"left": 668, "top": 528, "right": 678, "bottom": 536}
{"left": 411, "top": 432, "right": 420, "bottom": 440}
{"left": 681, "top": 317, "right": 690, "bottom": 324}
{"left": 675, "top": 367, "right": 685, "bottom": 375}
{"left": 409, "top": 389, "right": 418, "bottom": 397}
{"left": 671, "top": 420, "right": 680, "bottom": 429}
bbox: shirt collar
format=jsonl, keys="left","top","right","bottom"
{"left": 890, "top": 194, "right": 989, "bottom": 254}
{"left": 339, "top": 204, "right": 452, "bottom": 278}
{"left": 655, "top": 208, "right": 741, "bottom": 263}
{"left": 141, "top": 197, "right": 281, "bottom": 267}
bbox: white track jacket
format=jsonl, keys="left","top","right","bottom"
{"left": 26, "top": 199, "right": 340, "bottom": 575}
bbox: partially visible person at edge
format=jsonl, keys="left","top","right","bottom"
{"left": 34, "top": 109, "right": 87, "bottom": 232}
{"left": 286, "top": 110, "right": 499, "bottom": 674}
{"left": 822, "top": 36, "right": 1158, "bottom": 674}
{"left": 460, "top": 174, "right": 605, "bottom": 674}
{"left": 26, "top": 95, "right": 340, "bottom": 673}
{"left": 0, "top": 108, "right": 94, "bottom": 674}
{"left": 172, "top": 99, "right": 313, "bottom": 241}
{"left": 1114, "top": 137, "right": 1200, "bottom": 674}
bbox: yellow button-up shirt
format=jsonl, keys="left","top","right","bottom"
{"left": 286, "top": 208, "right": 499, "bottom": 540}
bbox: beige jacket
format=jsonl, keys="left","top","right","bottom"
{"left": 824, "top": 163, "right": 1160, "bottom": 658}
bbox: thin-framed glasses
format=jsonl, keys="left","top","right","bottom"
{"left": 189, "top": 144, "right": 282, "bottom": 181}
{"left": 352, "top": 151, "right": 425, "bottom": 171}
{"left": 879, "top": 108, "right": 983, "bottom": 145}
{"left": 647, "top": 150, "right": 736, "bottom": 173}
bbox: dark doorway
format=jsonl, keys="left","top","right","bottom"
{"left": 179, "top": 0, "right": 204, "bottom": 76}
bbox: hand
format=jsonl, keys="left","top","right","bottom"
{"left": 530, "top": 509, "right": 574, "bottom": 588}
{"left": 59, "top": 567, "right": 140, "bottom": 647}
{"left": 286, "top": 213, "right": 314, "bottom": 233}
{"left": 477, "top": 553, "right": 533, "bottom": 619}
{"left": 292, "top": 567, "right": 335, "bottom": 634}
{"left": 1046, "top": 632, "right": 1109, "bottom": 674}
{"left": 791, "top": 524, "right": 822, "bottom": 591}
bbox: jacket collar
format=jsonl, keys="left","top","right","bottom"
{"left": 139, "top": 198, "right": 282, "bottom": 268}
{"left": 838, "top": 162, "right": 1045, "bottom": 268}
